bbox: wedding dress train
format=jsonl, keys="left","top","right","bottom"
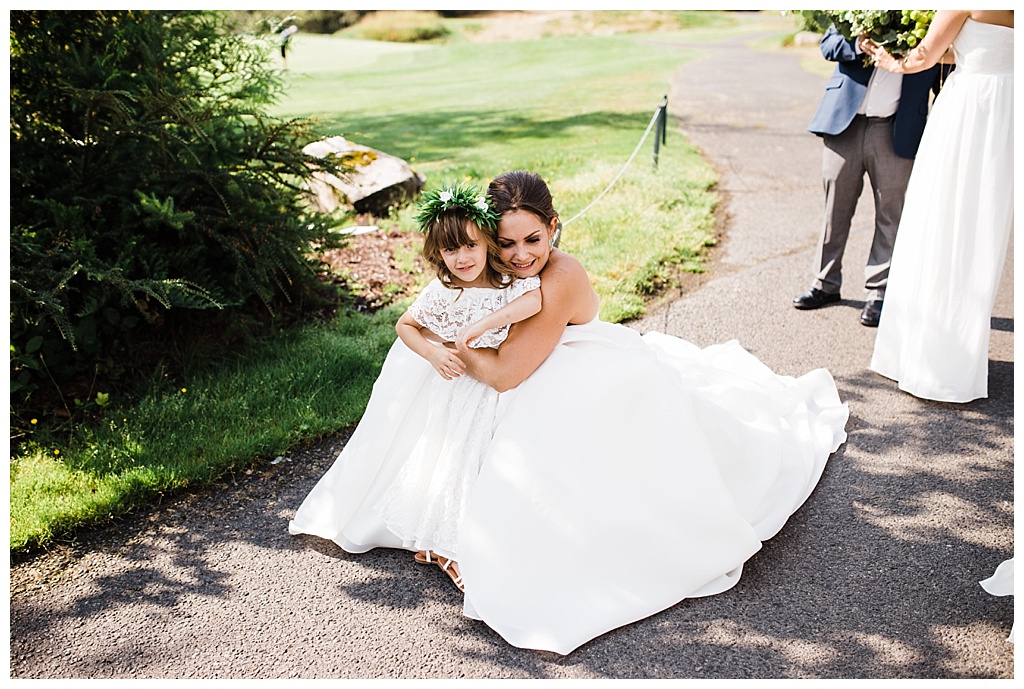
{"left": 980, "top": 557, "right": 1015, "bottom": 643}
{"left": 290, "top": 319, "right": 848, "bottom": 654}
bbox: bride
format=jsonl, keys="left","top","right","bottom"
{"left": 289, "top": 170, "right": 849, "bottom": 655}
{"left": 864, "top": 10, "right": 1014, "bottom": 403}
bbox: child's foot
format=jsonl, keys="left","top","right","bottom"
{"left": 436, "top": 556, "right": 464, "bottom": 592}
{"left": 413, "top": 550, "right": 463, "bottom": 591}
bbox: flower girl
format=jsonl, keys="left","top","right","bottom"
{"left": 290, "top": 182, "right": 540, "bottom": 591}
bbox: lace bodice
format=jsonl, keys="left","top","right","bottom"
{"left": 408, "top": 277, "right": 541, "bottom": 349}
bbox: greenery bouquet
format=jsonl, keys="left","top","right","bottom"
{"left": 797, "top": 10, "right": 936, "bottom": 60}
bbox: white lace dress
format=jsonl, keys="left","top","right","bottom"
{"left": 371, "top": 276, "right": 540, "bottom": 560}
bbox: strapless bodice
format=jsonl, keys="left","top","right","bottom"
{"left": 952, "top": 18, "right": 1014, "bottom": 76}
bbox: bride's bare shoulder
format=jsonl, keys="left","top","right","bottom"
{"left": 545, "top": 249, "right": 589, "bottom": 281}
{"left": 543, "top": 249, "right": 599, "bottom": 321}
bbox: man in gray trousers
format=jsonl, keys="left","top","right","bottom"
{"left": 795, "top": 25, "right": 948, "bottom": 326}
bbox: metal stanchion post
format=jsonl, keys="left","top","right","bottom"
{"left": 563, "top": 97, "right": 672, "bottom": 232}
{"left": 661, "top": 95, "right": 668, "bottom": 147}
{"left": 652, "top": 95, "right": 668, "bottom": 169}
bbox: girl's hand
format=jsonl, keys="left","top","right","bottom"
{"left": 427, "top": 346, "right": 466, "bottom": 380}
{"left": 455, "top": 325, "right": 485, "bottom": 353}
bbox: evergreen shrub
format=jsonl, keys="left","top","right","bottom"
{"left": 10, "top": 10, "right": 346, "bottom": 417}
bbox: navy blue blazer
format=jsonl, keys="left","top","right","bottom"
{"left": 808, "top": 26, "right": 949, "bottom": 159}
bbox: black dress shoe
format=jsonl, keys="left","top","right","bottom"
{"left": 793, "top": 287, "right": 841, "bottom": 310}
{"left": 860, "top": 300, "right": 883, "bottom": 327}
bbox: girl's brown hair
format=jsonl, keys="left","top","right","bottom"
{"left": 421, "top": 210, "right": 513, "bottom": 289}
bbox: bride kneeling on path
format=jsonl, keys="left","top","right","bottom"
{"left": 289, "top": 170, "right": 849, "bottom": 655}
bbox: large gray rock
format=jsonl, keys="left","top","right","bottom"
{"left": 302, "top": 136, "right": 426, "bottom": 215}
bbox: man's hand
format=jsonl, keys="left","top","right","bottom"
{"left": 858, "top": 35, "right": 879, "bottom": 53}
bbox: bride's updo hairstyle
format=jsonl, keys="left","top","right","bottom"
{"left": 487, "top": 170, "right": 559, "bottom": 228}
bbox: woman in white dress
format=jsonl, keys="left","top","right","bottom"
{"left": 291, "top": 170, "right": 850, "bottom": 655}
{"left": 864, "top": 11, "right": 1014, "bottom": 403}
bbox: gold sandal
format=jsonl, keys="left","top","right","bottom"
{"left": 413, "top": 550, "right": 464, "bottom": 591}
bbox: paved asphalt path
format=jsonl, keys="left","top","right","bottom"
{"left": 10, "top": 18, "right": 1014, "bottom": 680}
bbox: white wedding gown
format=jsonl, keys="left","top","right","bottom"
{"left": 870, "top": 19, "right": 1014, "bottom": 402}
{"left": 372, "top": 277, "right": 540, "bottom": 561}
{"left": 289, "top": 319, "right": 848, "bottom": 655}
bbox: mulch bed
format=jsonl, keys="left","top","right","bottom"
{"left": 320, "top": 222, "right": 426, "bottom": 311}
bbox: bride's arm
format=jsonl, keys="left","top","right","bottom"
{"left": 863, "top": 10, "right": 969, "bottom": 74}
{"left": 458, "top": 256, "right": 597, "bottom": 392}
{"left": 455, "top": 286, "right": 541, "bottom": 351}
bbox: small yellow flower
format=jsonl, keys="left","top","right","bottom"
{"left": 123, "top": 418, "right": 127, "bottom": 423}
{"left": 181, "top": 388, "right": 187, "bottom": 393}
{"left": 54, "top": 449, "right": 60, "bottom": 456}
{"left": 30, "top": 419, "right": 37, "bottom": 425}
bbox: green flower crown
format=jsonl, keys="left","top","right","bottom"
{"left": 413, "top": 181, "right": 501, "bottom": 233}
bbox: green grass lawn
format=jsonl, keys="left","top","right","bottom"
{"left": 11, "top": 11, "right": 805, "bottom": 553}
{"left": 272, "top": 27, "right": 726, "bottom": 321}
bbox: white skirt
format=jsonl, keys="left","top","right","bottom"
{"left": 290, "top": 320, "right": 849, "bottom": 655}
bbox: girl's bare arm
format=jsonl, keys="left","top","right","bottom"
{"left": 396, "top": 310, "right": 466, "bottom": 380}
{"left": 457, "top": 256, "right": 597, "bottom": 392}
{"left": 455, "top": 287, "right": 542, "bottom": 351}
